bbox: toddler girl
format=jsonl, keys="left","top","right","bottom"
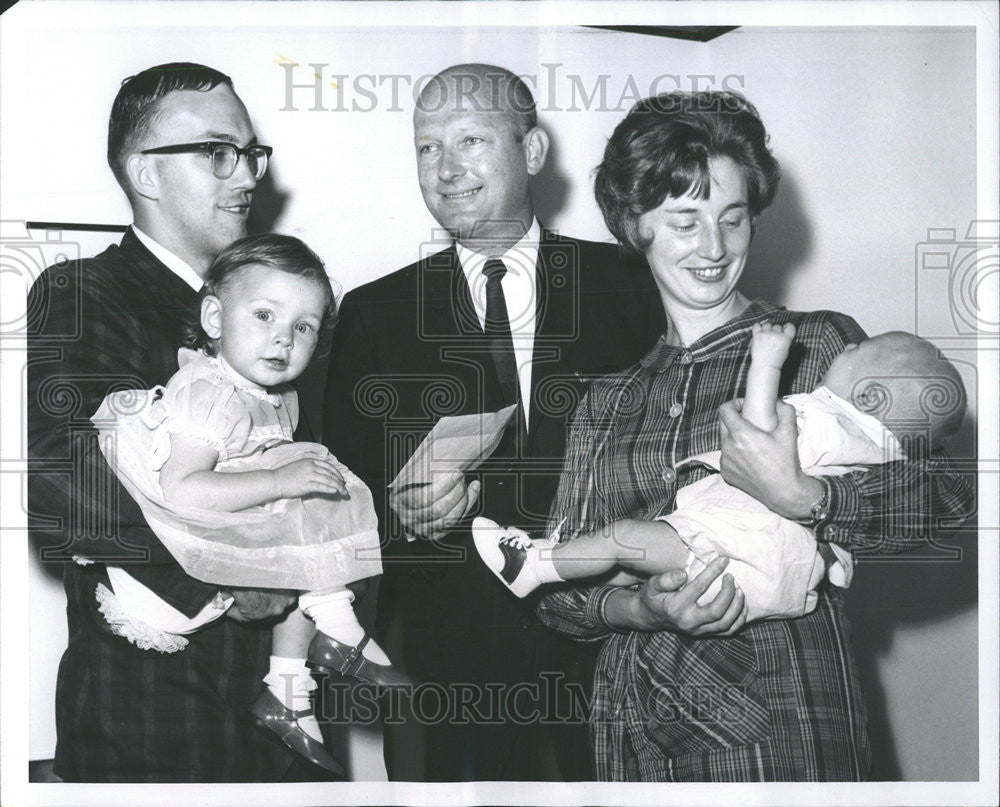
{"left": 92, "top": 234, "right": 402, "bottom": 775}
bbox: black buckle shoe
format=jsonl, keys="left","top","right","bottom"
{"left": 307, "top": 631, "right": 413, "bottom": 687}
{"left": 249, "top": 688, "right": 345, "bottom": 777}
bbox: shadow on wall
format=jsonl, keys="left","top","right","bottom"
{"left": 847, "top": 411, "right": 979, "bottom": 780}
{"left": 248, "top": 164, "right": 290, "bottom": 237}
{"left": 532, "top": 120, "right": 571, "bottom": 227}
{"left": 847, "top": 536, "right": 979, "bottom": 780}
{"left": 742, "top": 169, "right": 813, "bottom": 306}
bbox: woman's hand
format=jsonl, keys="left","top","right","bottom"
{"left": 718, "top": 398, "right": 823, "bottom": 520}
{"left": 274, "top": 456, "right": 348, "bottom": 499}
{"left": 605, "top": 557, "right": 748, "bottom": 636}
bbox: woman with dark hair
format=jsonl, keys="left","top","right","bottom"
{"left": 532, "top": 92, "right": 973, "bottom": 781}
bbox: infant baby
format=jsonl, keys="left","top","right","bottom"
{"left": 474, "top": 323, "right": 966, "bottom": 622}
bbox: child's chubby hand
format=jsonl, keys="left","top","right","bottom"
{"left": 750, "top": 321, "right": 797, "bottom": 368}
{"left": 274, "top": 455, "right": 348, "bottom": 499}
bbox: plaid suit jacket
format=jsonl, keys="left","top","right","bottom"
{"left": 27, "top": 230, "right": 290, "bottom": 781}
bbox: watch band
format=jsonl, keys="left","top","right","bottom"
{"left": 802, "top": 478, "right": 831, "bottom": 527}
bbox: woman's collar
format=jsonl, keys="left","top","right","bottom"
{"left": 641, "top": 299, "right": 781, "bottom": 371}
{"left": 663, "top": 293, "right": 759, "bottom": 347}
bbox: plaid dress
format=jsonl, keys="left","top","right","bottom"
{"left": 536, "top": 299, "right": 974, "bottom": 781}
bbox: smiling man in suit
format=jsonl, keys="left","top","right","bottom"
{"left": 324, "top": 63, "right": 664, "bottom": 781}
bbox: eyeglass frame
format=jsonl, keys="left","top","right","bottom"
{"left": 139, "top": 141, "right": 273, "bottom": 180}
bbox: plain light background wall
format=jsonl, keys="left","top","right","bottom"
{"left": 1, "top": 2, "right": 988, "bottom": 787}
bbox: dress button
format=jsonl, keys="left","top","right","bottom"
{"left": 661, "top": 467, "right": 676, "bottom": 483}
{"left": 668, "top": 403, "right": 683, "bottom": 418}
{"left": 680, "top": 351, "right": 693, "bottom": 365}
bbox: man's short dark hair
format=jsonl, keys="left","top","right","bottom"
{"left": 595, "top": 91, "right": 781, "bottom": 253}
{"left": 107, "top": 62, "right": 234, "bottom": 192}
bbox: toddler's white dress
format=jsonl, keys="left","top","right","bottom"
{"left": 91, "top": 350, "right": 381, "bottom": 590}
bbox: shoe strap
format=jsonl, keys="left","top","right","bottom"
{"left": 336, "top": 632, "right": 371, "bottom": 676}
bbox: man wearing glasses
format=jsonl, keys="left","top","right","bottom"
{"left": 27, "top": 63, "right": 297, "bottom": 782}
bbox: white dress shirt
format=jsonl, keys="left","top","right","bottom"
{"left": 132, "top": 224, "right": 205, "bottom": 292}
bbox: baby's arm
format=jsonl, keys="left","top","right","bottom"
{"left": 550, "top": 519, "right": 691, "bottom": 581}
{"left": 741, "top": 322, "right": 797, "bottom": 432}
{"left": 158, "top": 433, "right": 347, "bottom": 511}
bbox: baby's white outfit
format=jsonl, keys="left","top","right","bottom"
{"left": 659, "top": 386, "right": 905, "bottom": 621}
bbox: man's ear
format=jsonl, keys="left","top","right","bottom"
{"left": 125, "top": 153, "right": 160, "bottom": 201}
{"left": 523, "top": 126, "right": 549, "bottom": 176}
{"left": 201, "top": 295, "right": 223, "bottom": 340}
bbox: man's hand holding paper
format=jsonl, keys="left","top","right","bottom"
{"left": 388, "top": 404, "right": 517, "bottom": 541}
{"left": 390, "top": 470, "right": 481, "bottom": 541}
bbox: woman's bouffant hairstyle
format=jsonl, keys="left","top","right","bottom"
{"left": 185, "top": 234, "right": 336, "bottom": 356}
{"left": 594, "top": 91, "right": 781, "bottom": 254}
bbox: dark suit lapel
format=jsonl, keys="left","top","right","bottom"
{"left": 422, "top": 245, "right": 479, "bottom": 337}
{"left": 421, "top": 246, "right": 510, "bottom": 422}
{"left": 525, "top": 230, "right": 577, "bottom": 451}
{"left": 120, "top": 227, "right": 201, "bottom": 309}
{"left": 534, "top": 230, "right": 577, "bottom": 348}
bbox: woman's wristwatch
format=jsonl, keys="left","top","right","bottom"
{"left": 799, "top": 477, "right": 831, "bottom": 527}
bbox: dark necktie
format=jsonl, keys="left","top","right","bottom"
{"left": 482, "top": 258, "right": 519, "bottom": 406}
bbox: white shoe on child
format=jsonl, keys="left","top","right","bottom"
{"left": 472, "top": 517, "right": 553, "bottom": 598}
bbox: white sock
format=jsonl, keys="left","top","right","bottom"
{"left": 531, "top": 539, "right": 565, "bottom": 584}
{"left": 299, "top": 588, "right": 392, "bottom": 667}
{"left": 264, "top": 655, "right": 323, "bottom": 743}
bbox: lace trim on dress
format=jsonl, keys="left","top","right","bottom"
{"left": 246, "top": 425, "right": 290, "bottom": 445}
{"left": 179, "top": 427, "right": 230, "bottom": 459}
{"left": 94, "top": 582, "right": 189, "bottom": 654}
{"left": 211, "top": 355, "right": 284, "bottom": 407}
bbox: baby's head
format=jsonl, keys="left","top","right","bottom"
{"left": 822, "top": 331, "right": 966, "bottom": 449}
{"left": 189, "top": 234, "right": 335, "bottom": 388}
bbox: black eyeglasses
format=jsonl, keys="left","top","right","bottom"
{"left": 139, "top": 141, "right": 273, "bottom": 180}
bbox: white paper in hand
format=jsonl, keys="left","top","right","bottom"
{"left": 389, "top": 403, "right": 518, "bottom": 491}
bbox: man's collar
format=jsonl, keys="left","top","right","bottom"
{"left": 130, "top": 225, "right": 204, "bottom": 292}
{"left": 455, "top": 219, "right": 542, "bottom": 280}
